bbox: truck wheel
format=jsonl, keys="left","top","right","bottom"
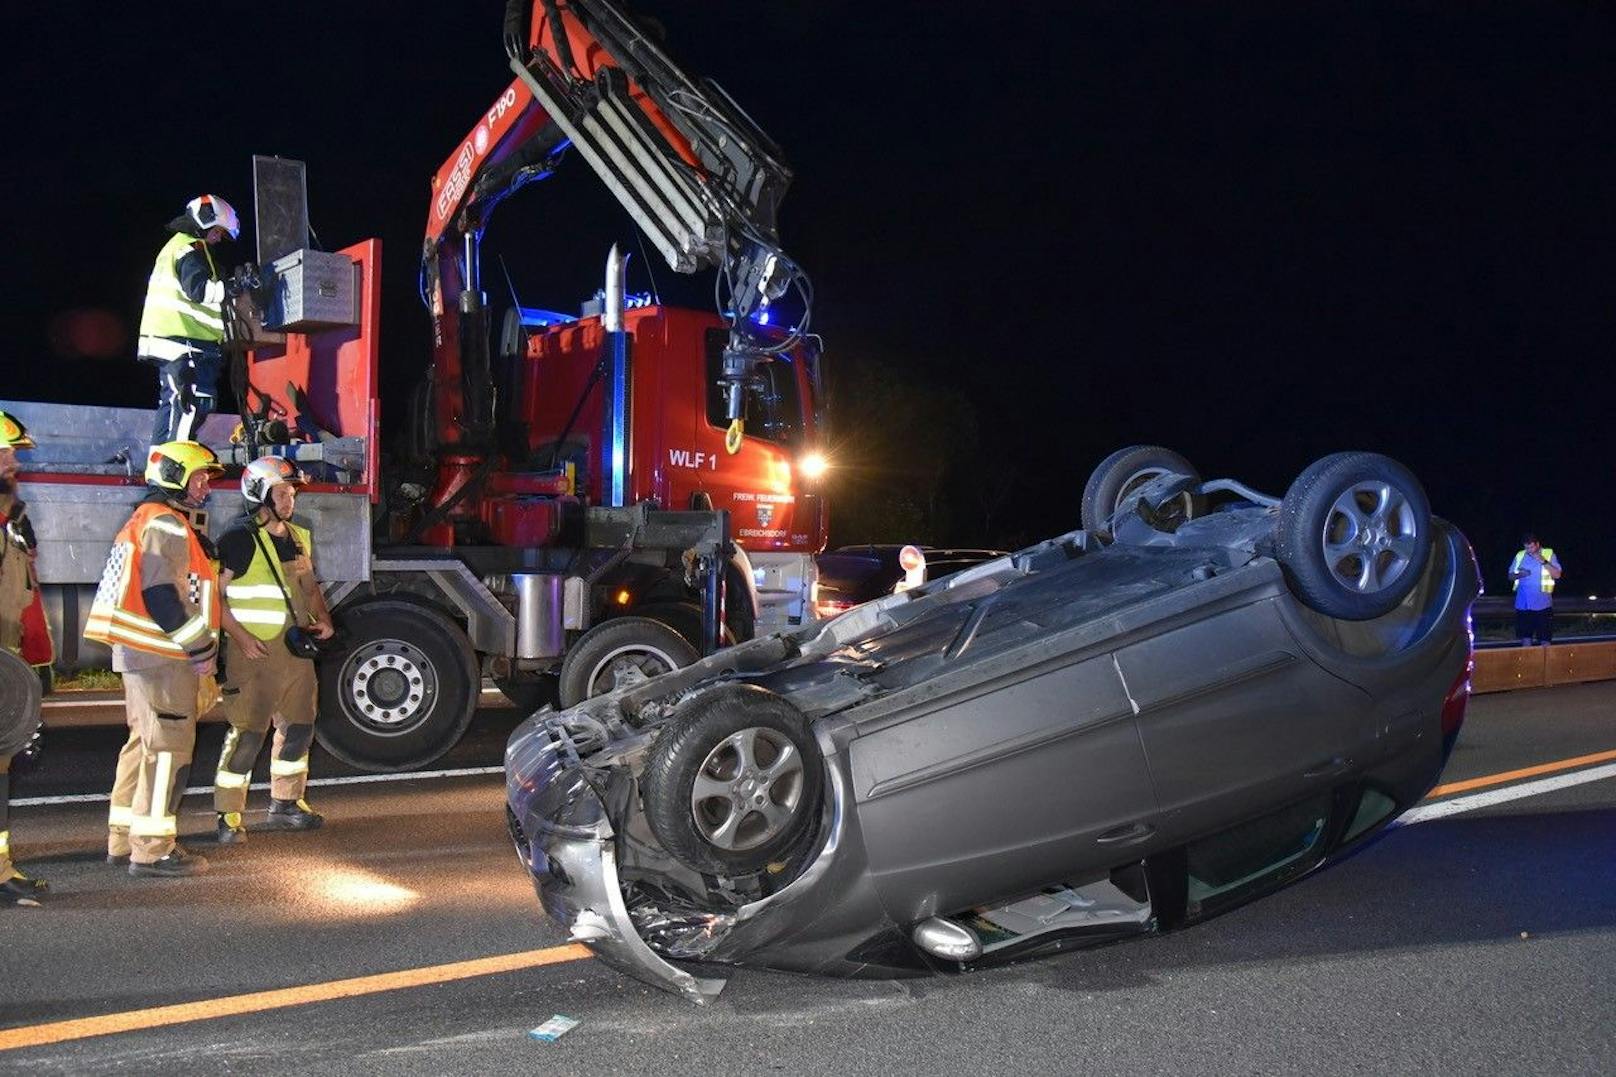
{"left": 725, "top": 562, "right": 757, "bottom": 643}
{"left": 1274, "top": 452, "right": 1433, "bottom": 621}
{"left": 640, "top": 684, "right": 822, "bottom": 876}
{"left": 1081, "top": 445, "right": 1203, "bottom": 538}
{"left": 557, "top": 616, "right": 698, "bottom": 707}
{"left": 316, "top": 600, "right": 479, "bottom": 772}
{"left": 636, "top": 601, "right": 738, "bottom": 652}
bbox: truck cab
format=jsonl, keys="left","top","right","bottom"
{"left": 515, "top": 304, "right": 826, "bottom": 628}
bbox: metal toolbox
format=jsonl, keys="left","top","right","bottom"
{"left": 266, "top": 248, "right": 357, "bottom": 331}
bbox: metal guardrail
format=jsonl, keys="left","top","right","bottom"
{"left": 1472, "top": 596, "right": 1616, "bottom": 648}
{"left": 1469, "top": 598, "right": 1616, "bottom": 693}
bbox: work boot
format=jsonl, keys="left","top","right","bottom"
{"left": 106, "top": 853, "right": 131, "bottom": 867}
{"left": 0, "top": 871, "right": 48, "bottom": 906}
{"left": 259, "top": 798, "right": 324, "bottom": 832}
{"left": 216, "top": 811, "right": 248, "bottom": 844}
{"left": 128, "top": 846, "right": 210, "bottom": 878}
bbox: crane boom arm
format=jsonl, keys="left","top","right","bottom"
{"left": 503, "top": 0, "right": 792, "bottom": 295}
{"left": 423, "top": 0, "right": 809, "bottom": 457}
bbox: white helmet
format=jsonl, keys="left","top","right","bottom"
{"left": 186, "top": 194, "right": 240, "bottom": 240}
{"left": 241, "top": 456, "right": 304, "bottom": 508}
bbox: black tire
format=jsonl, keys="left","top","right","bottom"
{"left": 637, "top": 600, "right": 744, "bottom": 654}
{"left": 724, "top": 561, "right": 757, "bottom": 644}
{"left": 0, "top": 649, "right": 42, "bottom": 756}
{"left": 1081, "top": 445, "right": 1204, "bottom": 537}
{"left": 1274, "top": 451, "right": 1434, "bottom": 621}
{"left": 493, "top": 672, "right": 559, "bottom": 714}
{"left": 636, "top": 602, "right": 707, "bottom": 651}
{"left": 640, "top": 684, "right": 823, "bottom": 876}
{"left": 315, "top": 599, "right": 479, "bottom": 771}
{"left": 557, "top": 616, "right": 699, "bottom": 707}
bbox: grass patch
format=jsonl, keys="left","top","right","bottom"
{"left": 54, "top": 668, "right": 123, "bottom": 692}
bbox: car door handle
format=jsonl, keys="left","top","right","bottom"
{"left": 1096, "top": 822, "right": 1156, "bottom": 847}
{"left": 1303, "top": 756, "right": 1350, "bottom": 780}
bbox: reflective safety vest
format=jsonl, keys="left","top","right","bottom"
{"left": 84, "top": 503, "right": 219, "bottom": 658}
{"left": 138, "top": 231, "right": 225, "bottom": 343}
{"left": 1510, "top": 547, "right": 1557, "bottom": 594}
{"left": 225, "top": 522, "right": 313, "bottom": 641}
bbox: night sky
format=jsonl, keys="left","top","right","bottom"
{"left": 8, "top": 2, "right": 1613, "bottom": 593}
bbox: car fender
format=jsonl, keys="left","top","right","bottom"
{"left": 506, "top": 720, "right": 727, "bottom": 1003}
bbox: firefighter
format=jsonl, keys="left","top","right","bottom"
{"left": 212, "top": 457, "right": 334, "bottom": 841}
{"left": 137, "top": 195, "right": 242, "bottom": 449}
{"left": 86, "top": 441, "right": 224, "bottom": 877}
{"left": 0, "top": 412, "right": 48, "bottom": 905}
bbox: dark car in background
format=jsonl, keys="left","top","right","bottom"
{"left": 506, "top": 446, "right": 1479, "bottom": 1002}
{"left": 813, "top": 545, "right": 1007, "bottom": 619}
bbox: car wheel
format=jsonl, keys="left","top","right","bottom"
{"left": 1081, "top": 445, "right": 1204, "bottom": 537}
{"left": 639, "top": 684, "right": 823, "bottom": 876}
{"left": 1274, "top": 451, "right": 1433, "bottom": 620}
{"left": 494, "top": 672, "right": 559, "bottom": 714}
{"left": 557, "top": 616, "right": 699, "bottom": 707}
{"left": 315, "top": 599, "right": 479, "bottom": 771}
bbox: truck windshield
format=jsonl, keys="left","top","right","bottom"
{"left": 705, "top": 329, "right": 805, "bottom": 446}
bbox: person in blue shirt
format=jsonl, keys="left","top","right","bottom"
{"left": 1508, "top": 533, "right": 1562, "bottom": 645}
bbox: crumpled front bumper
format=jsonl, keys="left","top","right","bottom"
{"left": 505, "top": 717, "right": 727, "bottom": 1003}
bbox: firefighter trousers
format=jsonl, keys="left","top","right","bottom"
{"left": 213, "top": 637, "right": 317, "bottom": 814}
{"left": 108, "top": 661, "right": 207, "bottom": 863}
{"left": 150, "top": 350, "right": 223, "bottom": 446}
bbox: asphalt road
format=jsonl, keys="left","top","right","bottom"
{"left": 1, "top": 683, "right": 1613, "bottom": 1075}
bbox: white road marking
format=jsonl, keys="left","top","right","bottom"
{"left": 1394, "top": 761, "right": 1616, "bottom": 827}
{"left": 11, "top": 765, "right": 504, "bottom": 808}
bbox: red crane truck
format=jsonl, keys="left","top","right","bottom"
{"left": 12, "top": 0, "right": 828, "bottom": 771}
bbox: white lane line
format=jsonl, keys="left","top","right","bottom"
{"left": 1394, "top": 761, "right": 1616, "bottom": 828}
{"left": 11, "top": 765, "right": 504, "bottom": 808}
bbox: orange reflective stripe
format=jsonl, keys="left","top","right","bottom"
{"left": 85, "top": 503, "right": 219, "bottom": 656}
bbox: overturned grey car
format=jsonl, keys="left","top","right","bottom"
{"left": 505, "top": 447, "right": 1479, "bottom": 1001}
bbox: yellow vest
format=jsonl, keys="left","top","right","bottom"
{"left": 225, "top": 522, "right": 313, "bottom": 641}
{"left": 1510, "top": 548, "right": 1556, "bottom": 594}
{"left": 138, "top": 232, "right": 225, "bottom": 342}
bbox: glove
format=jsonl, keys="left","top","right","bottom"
{"left": 186, "top": 637, "right": 219, "bottom": 677}
{"left": 224, "top": 262, "right": 262, "bottom": 298}
{"left": 197, "top": 673, "right": 222, "bottom": 717}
